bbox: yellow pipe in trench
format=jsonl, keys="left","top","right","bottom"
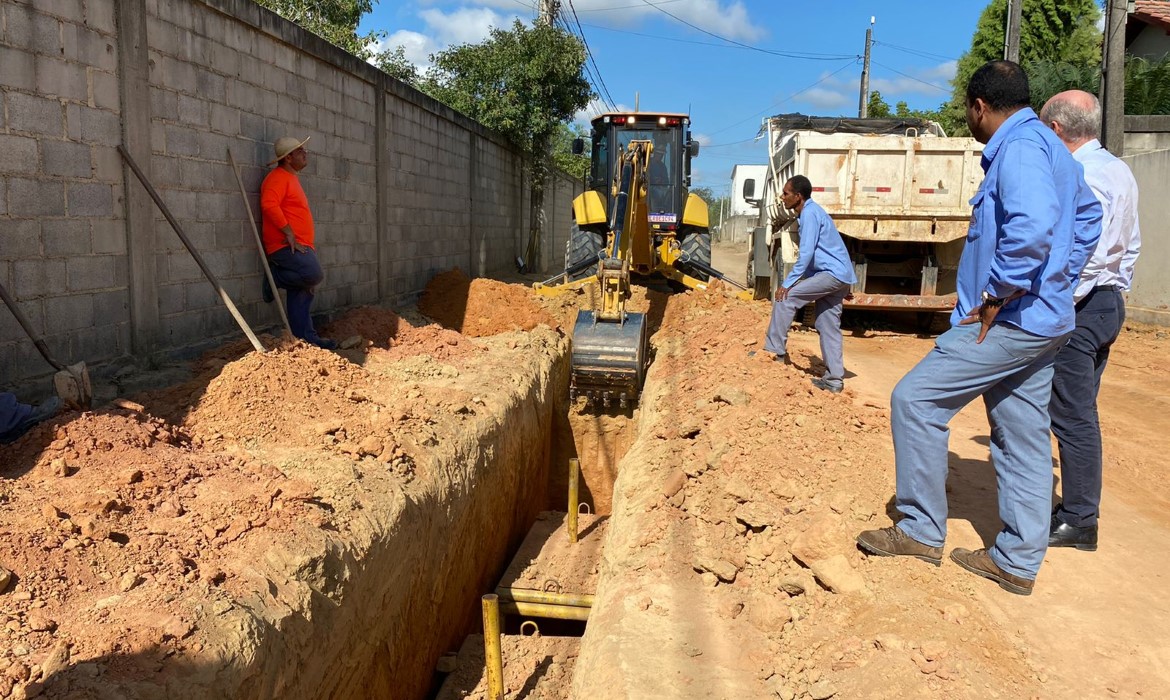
{"left": 481, "top": 594, "right": 504, "bottom": 700}
{"left": 568, "top": 457, "right": 580, "bottom": 544}
{"left": 496, "top": 587, "right": 594, "bottom": 608}
{"left": 499, "top": 600, "right": 590, "bottom": 621}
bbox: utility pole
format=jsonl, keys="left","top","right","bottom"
{"left": 1101, "top": 0, "right": 1128, "bottom": 155}
{"left": 858, "top": 17, "right": 874, "bottom": 118}
{"left": 1004, "top": 0, "right": 1023, "bottom": 62}
{"left": 538, "top": 0, "right": 560, "bottom": 26}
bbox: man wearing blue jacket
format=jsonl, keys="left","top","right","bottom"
{"left": 762, "top": 174, "right": 857, "bottom": 393}
{"left": 857, "top": 61, "right": 1102, "bottom": 595}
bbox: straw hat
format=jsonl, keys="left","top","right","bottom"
{"left": 268, "top": 136, "right": 310, "bottom": 165}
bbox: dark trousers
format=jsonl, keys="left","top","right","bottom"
{"left": 1049, "top": 286, "right": 1125, "bottom": 528}
{"left": 0, "top": 392, "right": 32, "bottom": 440}
{"left": 267, "top": 246, "right": 325, "bottom": 343}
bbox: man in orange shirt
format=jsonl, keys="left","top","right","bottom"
{"left": 260, "top": 136, "right": 336, "bottom": 350}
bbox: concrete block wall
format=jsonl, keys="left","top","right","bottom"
{"left": 0, "top": 0, "right": 132, "bottom": 385}
{"left": 1124, "top": 148, "right": 1170, "bottom": 326}
{"left": 2, "top": 0, "right": 578, "bottom": 391}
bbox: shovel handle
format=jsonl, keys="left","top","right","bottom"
{"left": 0, "top": 279, "right": 66, "bottom": 370}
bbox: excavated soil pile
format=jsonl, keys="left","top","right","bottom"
{"left": 0, "top": 278, "right": 570, "bottom": 700}
{"left": 0, "top": 408, "right": 320, "bottom": 699}
{"left": 419, "top": 269, "right": 560, "bottom": 337}
{"left": 573, "top": 283, "right": 1041, "bottom": 699}
{"left": 322, "top": 306, "right": 480, "bottom": 362}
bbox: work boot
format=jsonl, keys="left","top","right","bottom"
{"left": 774, "top": 353, "right": 792, "bottom": 365}
{"left": 811, "top": 377, "right": 842, "bottom": 394}
{"left": 308, "top": 336, "right": 338, "bottom": 351}
{"left": 856, "top": 525, "right": 942, "bottom": 566}
{"left": 950, "top": 548, "right": 1035, "bottom": 596}
{"left": 1049, "top": 516, "right": 1098, "bottom": 551}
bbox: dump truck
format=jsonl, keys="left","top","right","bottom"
{"left": 745, "top": 114, "right": 984, "bottom": 317}
{"left": 535, "top": 111, "right": 751, "bottom": 408}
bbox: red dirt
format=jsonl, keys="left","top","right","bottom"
{"left": 419, "top": 269, "right": 560, "bottom": 337}
{"left": 0, "top": 270, "right": 565, "bottom": 698}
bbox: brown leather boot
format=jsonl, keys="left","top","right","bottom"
{"left": 856, "top": 525, "right": 943, "bottom": 566}
{"left": 950, "top": 548, "right": 1035, "bottom": 596}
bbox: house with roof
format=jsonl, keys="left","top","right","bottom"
{"left": 1128, "top": 0, "right": 1170, "bottom": 59}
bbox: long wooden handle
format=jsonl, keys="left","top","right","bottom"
{"left": 227, "top": 148, "right": 293, "bottom": 338}
{"left": 117, "top": 145, "right": 265, "bottom": 354}
{"left": 0, "top": 279, "right": 66, "bottom": 370}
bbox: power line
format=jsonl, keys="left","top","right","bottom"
{"left": 705, "top": 59, "right": 860, "bottom": 137}
{"left": 565, "top": 0, "right": 618, "bottom": 111}
{"left": 575, "top": 0, "right": 686, "bottom": 11}
{"left": 635, "top": 0, "right": 859, "bottom": 61}
{"left": 869, "top": 59, "right": 950, "bottom": 93}
{"left": 702, "top": 136, "right": 759, "bottom": 148}
{"left": 579, "top": 22, "right": 857, "bottom": 60}
{"left": 872, "top": 40, "right": 958, "bottom": 63}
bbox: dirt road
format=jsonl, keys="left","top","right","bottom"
{"left": 837, "top": 325, "right": 1170, "bottom": 698}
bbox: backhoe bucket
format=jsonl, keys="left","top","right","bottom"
{"left": 570, "top": 309, "right": 647, "bottom": 408}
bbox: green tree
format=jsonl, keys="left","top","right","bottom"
{"left": 690, "top": 186, "right": 730, "bottom": 228}
{"left": 867, "top": 90, "right": 893, "bottom": 118}
{"left": 552, "top": 122, "right": 590, "bottom": 178}
{"left": 255, "top": 0, "right": 382, "bottom": 58}
{"left": 942, "top": 0, "right": 1102, "bottom": 135}
{"left": 375, "top": 45, "right": 420, "bottom": 86}
{"left": 1124, "top": 55, "right": 1170, "bottom": 114}
{"left": 423, "top": 21, "right": 593, "bottom": 269}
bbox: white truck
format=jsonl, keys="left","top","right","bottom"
{"left": 745, "top": 114, "right": 984, "bottom": 319}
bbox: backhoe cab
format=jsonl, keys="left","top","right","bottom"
{"left": 535, "top": 112, "right": 750, "bottom": 408}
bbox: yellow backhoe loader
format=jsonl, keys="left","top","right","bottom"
{"left": 535, "top": 112, "right": 752, "bottom": 408}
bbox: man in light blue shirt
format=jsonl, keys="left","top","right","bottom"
{"left": 857, "top": 61, "right": 1102, "bottom": 595}
{"left": 1041, "top": 90, "right": 1142, "bottom": 552}
{"left": 762, "top": 175, "right": 857, "bottom": 393}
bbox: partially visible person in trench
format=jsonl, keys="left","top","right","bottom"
{"left": 0, "top": 391, "right": 61, "bottom": 444}
{"left": 259, "top": 135, "right": 337, "bottom": 350}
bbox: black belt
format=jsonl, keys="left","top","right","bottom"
{"left": 1093, "top": 285, "right": 1121, "bottom": 292}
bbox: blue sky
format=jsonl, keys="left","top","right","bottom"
{"left": 359, "top": 1, "right": 988, "bottom": 190}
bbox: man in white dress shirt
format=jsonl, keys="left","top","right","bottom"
{"left": 1040, "top": 89, "right": 1142, "bottom": 552}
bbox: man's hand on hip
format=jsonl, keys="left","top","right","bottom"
{"left": 959, "top": 290, "right": 1024, "bottom": 343}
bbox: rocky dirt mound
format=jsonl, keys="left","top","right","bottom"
{"left": 0, "top": 409, "right": 321, "bottom": 698}
{"left": 574, "top": 283, "right": 1039, "bottom": 699}
{"left": 323, "top": 305, "right": 481, "bottom": 362}
{"left": 420, "top": 269, "right": 560, "bottom": 337}
{"left": 0, "top": 295, "right": 569, "bottom": 700}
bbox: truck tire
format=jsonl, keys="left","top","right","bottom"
{"left": 565, "top": 223, "right": 605, "bottom": 281}
{"left": 679, "top": 228, "right": 711, "bottom": 281}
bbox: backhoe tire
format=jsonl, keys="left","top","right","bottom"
{"left": 679, "top": 228, "right": 711, "bottom": 282}
{"left": 565, "top": 223, "right": 605, "bottom": 282}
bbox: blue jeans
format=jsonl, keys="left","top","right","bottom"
{"left": 0, "top": 392, "right": 32, "bottom": 440}
{"left": 891, "top": 323, "right": 1067, "bottom": 579}
{"left": 763, "top": 271, "right": 851, "bottom": 387}
{"left": 1049, "top": 286, "right": 1125, "bottom": 528}
{"left": 267, "top": 246, "right": 325, "bottom": 343}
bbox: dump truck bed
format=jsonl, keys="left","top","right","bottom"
{"left": 750, "top": 116, "right": 985, "bottom": 311}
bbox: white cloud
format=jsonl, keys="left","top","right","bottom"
{"left": 801, "top": 87, "right": 854, "bottom": 110}
{"left": 377, "top": 6, "right": 520, "bottom": 72}
{"left": 420, "top": 6, "right": 511, "bottom": 46}
{"left": 575, "top": 97, "right": 634, "bottom": 126}
{"left": 571, "top": 0, "right": 765, "bottom": 43}
{"left": 791, "top": 60, "right": 954, "bottom": 113}
{"left": 373, "top": 30, "right": 437, "bottom": 70}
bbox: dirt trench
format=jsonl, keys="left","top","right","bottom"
{"left": 0, "top": 273, "right": 579, "bottom": 700}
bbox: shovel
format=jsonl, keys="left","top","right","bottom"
{"left": 0, "top": 280, "right": 93, "bottom": 409}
